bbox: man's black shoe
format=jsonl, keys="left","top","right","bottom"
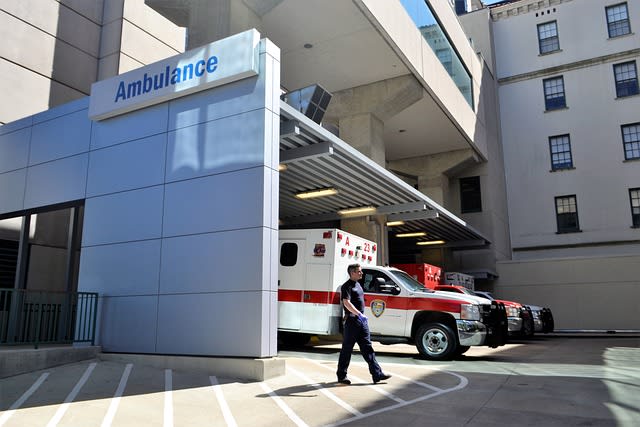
{"left": 337, "top": 378, "right": 351, "bottom": 385}
{"left": 373, "top": 374, "right": 391, "bottom": 384}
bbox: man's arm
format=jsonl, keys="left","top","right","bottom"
{"left": 342, "top": 298, "right": 364, "bottom": 317}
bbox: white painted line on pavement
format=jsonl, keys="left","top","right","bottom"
{"left": 46, "top": 362, "right": 97, "bottom": 427}
{"left": 259, "top": 382, "right": 308, "bottom": 427}
{"left": 164, "top": 369, "right": 173, "bottom": 427}
{"left": 297, "top": 360, "right": 469, "bottom": 427}
{"left": 0, "top": 372, "right": 49, "bottom": 426}
{"left": 307, "top": 360, "right": 405, "bottom": 403}
{"left": 390, "top": 372, "right": 442, "bottom": 392}
{"left": 287, "top": 365, "right": 362, "bottom": 416}
{"left": 101, "top": 363, "right": 133, "bottom": 427}
{"left": 209, "top": 376, "right": 237, "bottom": 427}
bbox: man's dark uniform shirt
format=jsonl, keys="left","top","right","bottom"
{"left": 341, "top": 279, "right": 364, "bottom": 316}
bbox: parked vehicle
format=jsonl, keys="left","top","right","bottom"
{"left": 278, "top": 229, "right": 508, "bottom": 360}
{"left": 474, "top": 291, "right": 540, "bottom": 337}
{"left": 434, "top": 286, "right": 534, "bottom": 338}
{"left": 475, "top": 291, "right": 554, "bottom": 334}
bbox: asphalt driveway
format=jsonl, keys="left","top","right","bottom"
{"left": 0, "top": 335, "right": 638, "bottom": 426}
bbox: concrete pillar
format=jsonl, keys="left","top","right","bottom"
{"left": 187, "top": 0, "right": 231, "bottom": 48}
{"left": 325, "top": 75, "right": 423, "bottom": 257}
{"left": 338, "top": 113, "right": 385, "bottom": 167}
{"left": 389, "top": 148, "right": 479, "bottom": 208}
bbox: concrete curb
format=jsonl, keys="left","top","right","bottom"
{"left": 0, "top": 346, "right": 101, "bottom": 379}
{"left": 99, "top": 352, "right": 286, "bottom": 381}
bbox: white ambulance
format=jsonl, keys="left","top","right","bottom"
{"left": 278, "top": 229, "right": 508, "bottom": 360}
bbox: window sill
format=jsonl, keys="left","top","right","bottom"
{"left": 544, "top": 106, "right": 568, "bottom": 113}
{"left": 631, "top": 225, "right": 640, "bottom": 229}
{"left": 615, "top": 92, "right": 640, "bottom": 100}
{"left": 607, "top": 32, "right": 635, "bottom": 41}
{"left": 555, "top": 229, "right": 582, "bottom": 234}
{"left": 623, "top": 157, "right": 640, "bottom": 163}
{"left": 550, "top": 166, "right": 575, "bottom": 172}
{"left": 538, "top": 49, "right": 562, "bottom": 57}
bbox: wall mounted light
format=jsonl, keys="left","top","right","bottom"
{"left": 417, "top": 240, "right": 446, "bottom": 246}
{"left": 337, "top": 206, "right": 376, "bottom": 216}
{"left": 295, "top": 188, "right": 338, "bottom": 199}
{"left": 396, "top": 232, "right": 427, "bottom": 238}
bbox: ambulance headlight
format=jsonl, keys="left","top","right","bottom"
{"left": 460, "top": 304, "right": 480, "bottom": 321}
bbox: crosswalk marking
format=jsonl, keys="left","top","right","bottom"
{"left": 259, "top": 382, "right": 309, "bottom": 427}
{"left": 0, "top": 372, "right": 49, "bottom": 426}
{"left": 46, "top": 362, "right": 97, "bottom": 427}
{"left": 209, "top": 376, "right": 237, "bottom": 427}
{"left": 101, "top": 363, "right": 133, "bottom": 427}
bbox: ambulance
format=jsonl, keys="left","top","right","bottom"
{"left": 277, "top": 229, "right": 508, "bottom": 360}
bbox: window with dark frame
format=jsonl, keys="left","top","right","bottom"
{"left": 555, "top": 195, "right": 580, "bottom": 233}
{"left": 460, "top": 176, "right": 482, "bottom": 213}
{"left": 614, "top": 61, "right": 639, "bottom": 98}
{"left": 622, "top": 122, "right": 640, "bottom": 160}
{"left": 543, "top": 76, "right": 566, "bottom": 110}
{"left": 630, "top": 188, "right": 640, "bottom": 227}
{"left": 549, "top": 134, "right": 573, "bottom": 170}
{"left": 537, "top": 21, "right": 560, "bottom": 54}
{"left": 280, "top": 242, "right": 298, "bottom": 266}
{"left": 606, "top": 3, "right": 631, "bottom": 38}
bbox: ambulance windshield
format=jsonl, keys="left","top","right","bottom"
{"left": 393, "top": 270, "right": 433, "bottom": 293}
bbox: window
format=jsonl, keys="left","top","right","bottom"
{"left": 360, "top": 269, "right": 392, "bottom": 293}
{"left": 622, "top": 123, "right": 640, "bottom": 160}
{"left": 549, "top": 134, "right": 573, "bottom": 170}
{"left": 436, "top": 48, "right": 453, "bottom": 75}
{"left": 630, "top": 188, "right": 640, "bottom": 227}
{"left": 460, "top": 176, "right": 482, "bottom": 213}
{"left": 606, "top": 3, "right": 631, "bottom": 38}
{"left": 537, "top": 21, "right": 560, "bottom": 54}
{"left": 543, "top": 76, "right": 566, "bottom": 110}
{"left": 614, "top": 61, "right": 639, "bottom": 98}
{"left": 279, "top": 243, "right": 298, "bottom": 266}
{"left": 555, "top": 195, "right": 580, "bottom": 233}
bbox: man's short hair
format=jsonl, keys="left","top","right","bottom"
{"left": 347, "top": 263, "right": 361, "bottom": 275}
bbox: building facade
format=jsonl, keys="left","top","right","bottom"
{"left": 0, "top": 0, "right": 637, "bottom": 355}
{"left": 487, "top": 0, "right": 639, "bottom": 330}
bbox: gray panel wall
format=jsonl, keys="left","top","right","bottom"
{"left": 0, "top": 38, "right": 281, "bottom": 358}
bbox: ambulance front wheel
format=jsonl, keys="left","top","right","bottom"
{"left": 415, "top": 323, "right": 457, "bottom": 360}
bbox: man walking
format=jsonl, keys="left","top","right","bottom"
{"left": 336, "top": 263, "right": 391, "bottom": 385}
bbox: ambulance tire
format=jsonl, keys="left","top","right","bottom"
{"left": 415, "top": 323, "right": 458, "bottom": 360}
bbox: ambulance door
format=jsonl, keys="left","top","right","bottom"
{"left": 360, "top": 269, "right": 407, "bottom": 336}
{"left": 278, "top": 240, "right": 306, "bottom": 331}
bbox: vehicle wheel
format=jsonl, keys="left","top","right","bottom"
{"left": 522, "top": 315, "right": 534, "bottom": 338}
{"left": 415, "top": 323, "right": 458, "bottom": 360}
{"left": 278, "top": 332, "right": 310, "bottom": 348}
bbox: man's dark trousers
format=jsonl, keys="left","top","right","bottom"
{"left": 337, "top": 316, "right": 383, "bottom": 380}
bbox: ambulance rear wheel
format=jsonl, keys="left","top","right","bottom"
{"left": 416, "top": 323, "right": 457, "bottom": 360}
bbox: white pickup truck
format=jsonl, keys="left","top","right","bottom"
{"left": 278, "top": 229, "right": 508, "bottom": 360}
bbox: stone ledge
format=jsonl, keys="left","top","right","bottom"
{"left": 99, "top": 353, "right": 286, "bottom": 381}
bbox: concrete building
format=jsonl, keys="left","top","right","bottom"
{"left": 0, "top": 0, "right": 637, "bottom": 361}
{"left": 483, "top": 0, "right": 639, "bottom": 330}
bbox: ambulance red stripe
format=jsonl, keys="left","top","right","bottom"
{"left": 278, "top": 289, "right": 464, "bottom": 313}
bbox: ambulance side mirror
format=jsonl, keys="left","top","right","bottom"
{"left": 376, "top": 278, "right": 400, "bottom": 295}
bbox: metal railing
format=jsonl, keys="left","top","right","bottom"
{"left": 0, "top": 289, "right": 98, "bottom": 349}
